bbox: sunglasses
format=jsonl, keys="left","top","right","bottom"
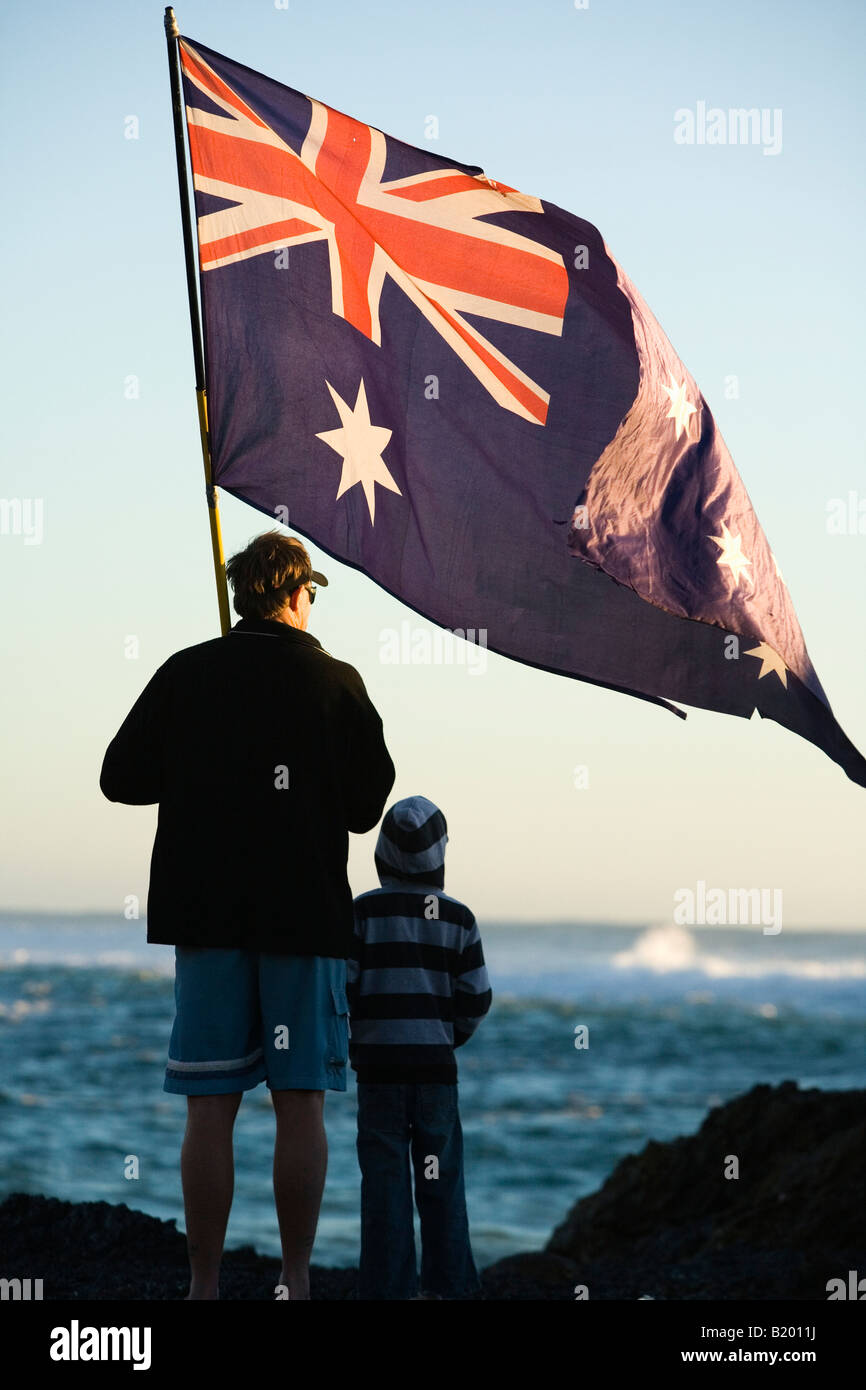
{"left": 306, "top": 583, "right": 317, "bottom": 605}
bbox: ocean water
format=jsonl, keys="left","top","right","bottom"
{"left": 0, "top": 914, "right": 863, "bottom": 1269}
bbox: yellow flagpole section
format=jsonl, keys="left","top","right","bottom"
{"left": 196, "top": 388, "right": 231, "bottom": 635}
{"left": 165, "top": 6, "right": 231, "bottom": 636}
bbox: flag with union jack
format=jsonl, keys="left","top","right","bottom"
{"left": 178, "top": 36, "right": 865, "bottom": 786}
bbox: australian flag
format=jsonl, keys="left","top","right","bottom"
{"left": 178, "top": 36, "right": 866, "bottom": 787}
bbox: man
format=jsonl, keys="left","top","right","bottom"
{"left": 100, "top": 532, "right": 395, "bottom": 1299}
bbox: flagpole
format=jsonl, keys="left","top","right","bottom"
{"left": 164, "top": 6, "right": 231, "bottom": 636}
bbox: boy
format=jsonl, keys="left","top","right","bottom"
{"left": 347, "top": 795, "right": 492, "bottom": 1300}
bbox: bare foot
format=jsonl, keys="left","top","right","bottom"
{"left": 277, "top": 1273, "right": 310, "bottom": 1300}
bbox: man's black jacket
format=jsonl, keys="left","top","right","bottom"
{"left": 100, "top": 618, "right": 396, "bottom": 957}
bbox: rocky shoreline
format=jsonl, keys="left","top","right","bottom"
{"left": 1, "top": 1082, "right": 862, "bottom": 1300}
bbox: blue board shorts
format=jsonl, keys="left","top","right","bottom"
{"left": 163, "top": 947, "right": 349, "bottom": 1095}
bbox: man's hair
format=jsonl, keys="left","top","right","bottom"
{"left": 225, "top": 531, "right": 312, "bottom": 620}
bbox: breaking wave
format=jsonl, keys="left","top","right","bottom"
{"left": 612, "top": 924, "right": 866, "bottom": 981}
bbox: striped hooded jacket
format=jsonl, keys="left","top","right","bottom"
{"left": 347, "top": 796, "right": 492, "bottom": 1084}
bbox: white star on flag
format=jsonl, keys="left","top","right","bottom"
{"left": 316, "top": 378, "right": 402, "bottom": 524}
{"left": 745, "top": 642, "right": 788, "bottom": 688}
{"left": 709, "top": 519, "right": 752, "bottom": 588}
{"left": 661, "top": 372, "right": 697, "bottom": 441}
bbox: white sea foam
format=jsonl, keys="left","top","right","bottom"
{"left": 1, "top": 919, "right": 863, "bottom": 1008}
{"left": 0, "top": 998, "right": 52, "bottom": 1020}
{"left": 0, "top": 921, "right": 175, "bottom": 975}
{"left": 612, "top": 923, "right": 866, "bottom": 981}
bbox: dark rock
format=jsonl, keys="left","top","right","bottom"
{"left": 0, "top": 1191, "right": 358, "bottom": 1301}
{"left": 537, "top": 1080, "right": 865, "bottom": 1299}
{"left": 2, "top": 1083, "right": 862, "bottom": 1299}
{"left": 479, "top": 1252, "right": 581, "bottom": 1302}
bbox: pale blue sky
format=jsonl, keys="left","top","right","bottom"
{"left": 1, "top": 0, "right": 863, "bottom": 925}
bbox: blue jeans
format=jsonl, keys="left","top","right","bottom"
{"left": 356, "top": 1082, "right": 481, "bottom": 1300}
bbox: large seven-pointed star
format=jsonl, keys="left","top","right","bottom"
{"left": 316, "top": 379, "right": 401, "bottom": 524}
